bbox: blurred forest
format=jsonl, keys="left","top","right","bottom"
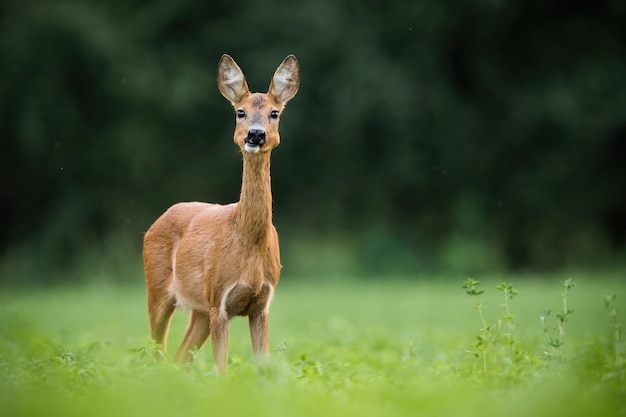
{"left": 1, "top": 0, "right": 625, "bottom": 284}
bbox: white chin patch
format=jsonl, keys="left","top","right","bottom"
{"left": 244, "top": 144, "right": 261, "bottom": 153}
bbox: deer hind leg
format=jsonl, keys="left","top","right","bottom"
{"left": 147, "top": 286, "right": 176, "bottom": 352}
{"left": 144, "top": 237, "right": 177, "bottom": 355}
{"left": 173, "top": 310, "right": 211, "bottom": 364}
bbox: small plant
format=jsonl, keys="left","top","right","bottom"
{"left": 496, "top": 282, "right": 518, "bottom": 354}
{"left": 462, "top": 278, "right": 484, "bottom": 297}
{"left": 131, "top": 340, "right": 165, "bottom": 361}
{"left": 541, "top": 278, "right": 576, "bottom": 360}
{"left": 274, "top": 338, "right": 288, "bottom": 353}
{"left": 52, "top": 345, "right": 99, "bottom": 388}
{"left": 462, "top": 278, "right": 494, "bottom": 372}
{"left": 462, "top": 279, "right": 521, "bottom": 373}
{"left": 604, "top": 294, "right": 623, "bottom": 368}
{"left": 540, "top": 310, "right": 558, "bottom": 350}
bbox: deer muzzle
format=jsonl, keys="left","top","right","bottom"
{"left": 245, "top": 129, "right": 266, "bottom": 153}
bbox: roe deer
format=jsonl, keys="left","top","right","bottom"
{"left": 143, "top": 54, "right": 299, "bottom": 373}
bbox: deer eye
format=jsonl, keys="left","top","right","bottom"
{"left": 270, "top": 110, "right": 279, "bottom": 119}
{"left": 236, "top": 110, "right": 246, "bottom": 119}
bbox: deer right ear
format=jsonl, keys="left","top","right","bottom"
{"left": 217, "top": 54, "right": 250, "bottom": 103}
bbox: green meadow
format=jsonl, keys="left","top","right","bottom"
{"left": 1, "top": 272, "right": 625, "bottom": 417}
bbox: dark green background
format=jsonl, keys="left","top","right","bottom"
{"left": 2, "top": 0, "right": 625, "bottom": 283}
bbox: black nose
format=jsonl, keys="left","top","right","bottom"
{"left": 246, "top": 129, "right": 266, "bottom": 146}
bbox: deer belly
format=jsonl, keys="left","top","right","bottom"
{"left": 169, "top": 273, "right": 210, "bottom": 313}
{"left": 169, "top": 237, "right": 212, "bottom": 313}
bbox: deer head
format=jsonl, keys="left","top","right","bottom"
{"left": 217, "top": 54, "right": 300, "bottom": 154}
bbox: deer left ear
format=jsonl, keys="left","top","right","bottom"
{"left": 268, "top": 55, "right": 300, "bottom": 105}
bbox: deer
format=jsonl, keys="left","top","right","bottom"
{"left": 142, "top": 54, "right": 299, "bottom": 374}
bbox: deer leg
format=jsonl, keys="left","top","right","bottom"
{"left": 148, "top": 297, "right": 175, "bottom": 352}
{"left": 173, "top": 310, "right": 211, "bottom": 364}
{"left": 144, "top": 237, "right": 177, "bottom": 356}
{"left": 249, "top": 283, "right": 273, "bottom": 359}
{"left": 146, "top": 277, "right": 176, "bottom": 357}
{"left": 210, "top": 308, "right": 229, "bottom": 374}
{"left": 249, "top": 310, "right": 269, "bottom": 359}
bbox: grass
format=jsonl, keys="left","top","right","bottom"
{"left": 1, "top": 272, "right": 625, "bottom": 417}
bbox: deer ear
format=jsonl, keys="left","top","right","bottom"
{"left": 268, "top": 55, "right": 300, "bottom": 105}
{"left": 217, "top": 54, "right": 250, "bottom": 103}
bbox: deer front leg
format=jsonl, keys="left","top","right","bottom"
{"left": 210, "top": 308, "right": 229, "bottom": 374}
{"left": 249, "top": 310, "right": 269, "bottom": 359}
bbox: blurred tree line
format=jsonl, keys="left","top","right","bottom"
{"left": 1, "top": 0, "right": 625, "bottom": 283}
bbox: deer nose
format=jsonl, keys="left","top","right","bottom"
{"left": 246, "top": 129, "right": 266, "bottom": 146}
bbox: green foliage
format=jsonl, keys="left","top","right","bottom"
{"left": 541, "top": 278, "right": 576, "bottom": 360}
{"left": 604, "top": 294, "right": 624, "bottom": 371}
{"left": 130, "top": 339, "right": 165, "bottom": 360}
{"left": 497, "top": 281, "right": 518, "bottom": 354}
{"left": 1, "top": 1, "right": 626, "bottom": 281}
{"left": 462, "top": 278, "right": 484, "bottom": 296}
{"left": 462, "top": 279, "right": 521, "bottom": 371}
{"left": 462, "top": 279, "right": 493, "bottom": 370}
{"left": 1, "top": 276, "right": 625, "bottom": 416}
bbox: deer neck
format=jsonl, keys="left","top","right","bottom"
{"left": 234, "top": 151, "right": 273, "bottom": 243}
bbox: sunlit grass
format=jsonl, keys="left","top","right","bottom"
{"left": 1, "top": 272, "right": 624, "bottom": 417}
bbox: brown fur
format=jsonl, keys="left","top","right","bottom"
{"left": 143, "top": 54, "right": 299, "bottom": 373}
